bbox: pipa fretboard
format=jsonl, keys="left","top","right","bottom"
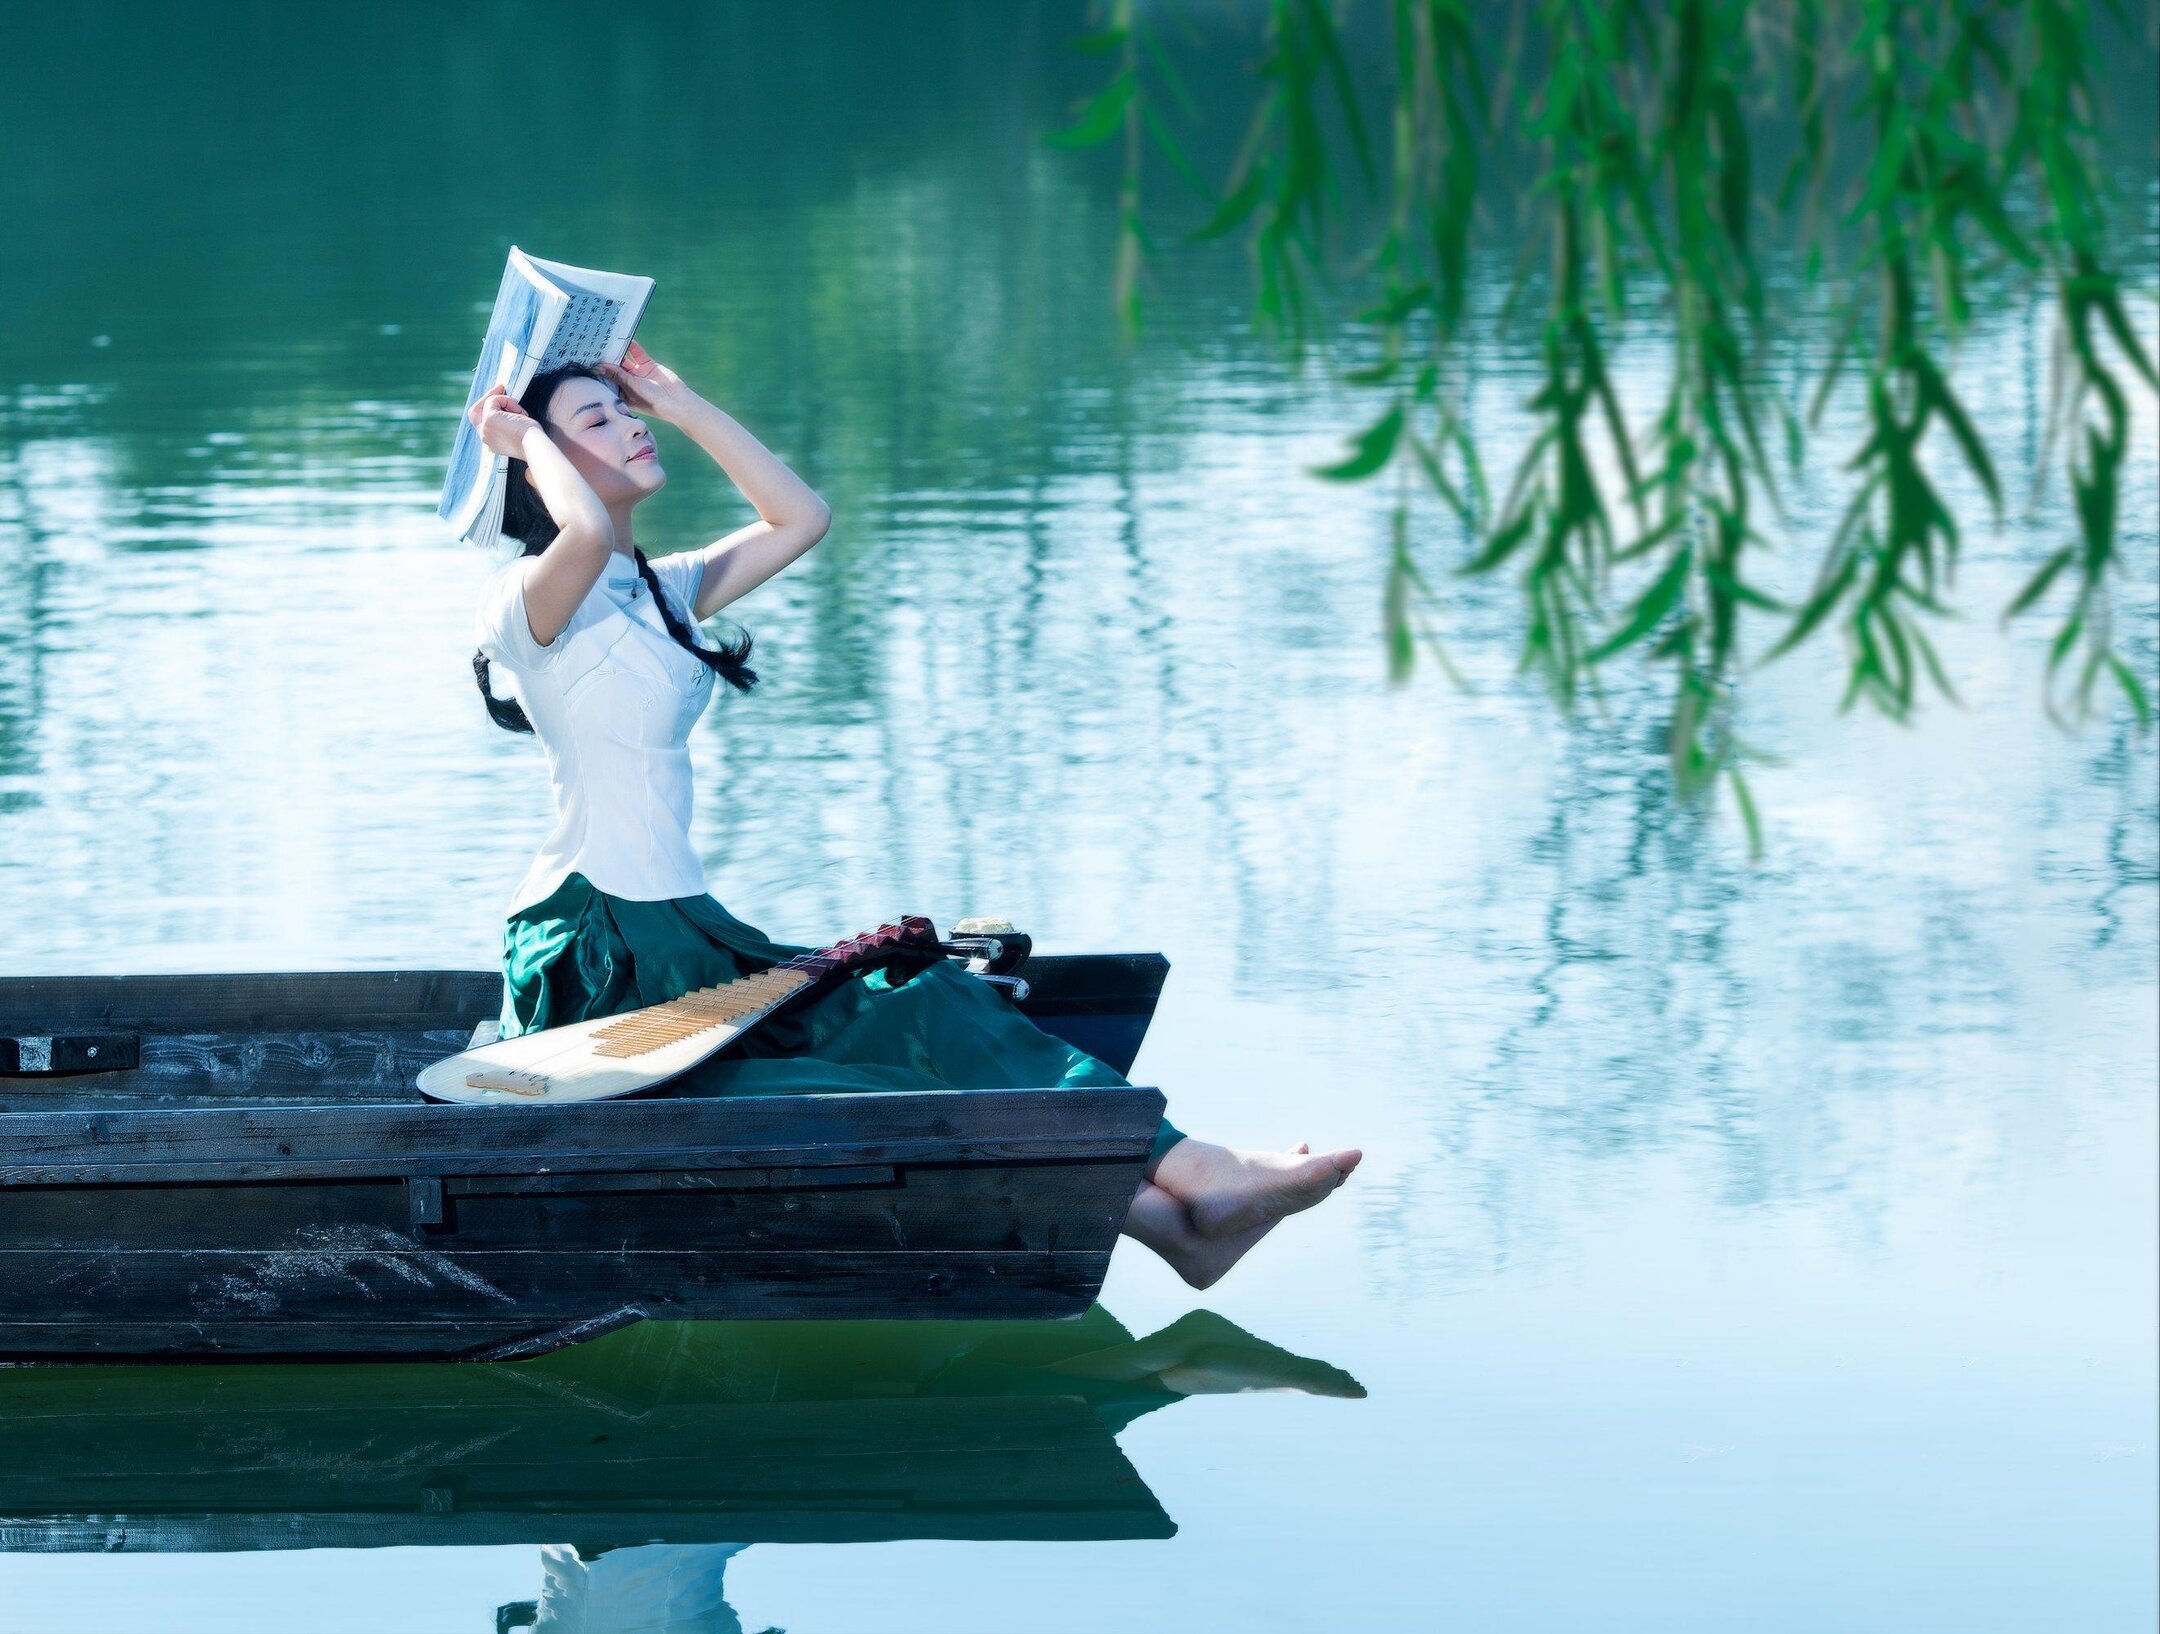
{"left": 587, "top": 966, "right": 814, "bottom": 1058}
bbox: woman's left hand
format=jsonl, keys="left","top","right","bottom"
{"left": 595, "top": 341, "right": 695, "bottom": 422}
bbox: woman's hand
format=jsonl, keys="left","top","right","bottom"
{"left": 469, "top": 384, "right": 544, "bottom": 459}
{"left": 593, "top": 340, "right": 695, "bottom": 423}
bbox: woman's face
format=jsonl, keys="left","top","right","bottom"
{"left": 542, "top": 375, "right": 665, "bottom": 503}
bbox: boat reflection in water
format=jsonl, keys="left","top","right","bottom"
{"left": 0, "top": 1306, "right": 1362, "bottom": 1632}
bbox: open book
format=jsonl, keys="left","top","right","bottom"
{"left": 438, "top": 247, "right": 655, "bottom": 548}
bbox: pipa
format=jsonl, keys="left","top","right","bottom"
{"left": 417, "top": 916, "right": 953, "bottom": 1106}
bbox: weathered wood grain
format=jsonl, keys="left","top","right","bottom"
{"left": 0, "top": 1030, "right": 474, "bottom": 1110}
{"left": 0, "top": 1318, "right": 609, "bottom": 1361}
{"left": 3, "top": 1247, "right": 1110, "bottom": 1321}
{"left": 0, "top": 1251, "right": 1113, "bottom": 1359}
{"left": 0, "top": 954, "right": 1167, "bottom": 1037}
{"left": 0, "top": 1085, "right": 1166, "bottom": 1186}
{"left": 0, "top": 1162, "right": 1137, "bottom": 1254}
{"left": 438, "top": 1164, "right": 1135, "bottom": 1253}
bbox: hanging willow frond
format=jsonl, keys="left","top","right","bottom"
{"left": 1054, "top": 0, "right": 2157, "bottom": 852}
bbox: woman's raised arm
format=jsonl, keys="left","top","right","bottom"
{"left": 469, "top": 384, "right": 615, "bottom": 648}
{"left": 595, "top": 345, "right": 830, "bottom": 619}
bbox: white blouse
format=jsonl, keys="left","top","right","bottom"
{"left": 474, "top": 548, "right": 718, "bottom": 917}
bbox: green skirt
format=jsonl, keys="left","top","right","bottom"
{"left": 500, "top": 872, "right": 1184, "bottom": 1165}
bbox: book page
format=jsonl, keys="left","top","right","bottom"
{"left": 540, "top": 293, "right": 624, "bottom": 367}
{"left": 525, "top": 256, "right": 649, "bottom": 306}
{"left": 526, "top": 254, "right": 654, "bottom": 367}
{"left": 438, "top": 337, "right": 538, "bottom": 534}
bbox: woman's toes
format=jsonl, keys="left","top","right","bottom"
{"left": 1189, "top": 1151, "right": 1347, "bottom": 1239}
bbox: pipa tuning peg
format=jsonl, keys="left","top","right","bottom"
{"left": 943, "top": 917, "right": 1031, "bottom": 978}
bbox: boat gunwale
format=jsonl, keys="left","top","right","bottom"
{"left": 0, "top": 1083, "right": 1169, "bottom": 1187}
{"left": 0, "top": 953, "right": 1171, "bottom": 1030}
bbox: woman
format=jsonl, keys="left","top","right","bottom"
{"left": 465, "top": 343, "right": 1360, "bottom": 1287}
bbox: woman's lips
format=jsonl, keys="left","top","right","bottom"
{"left": 630, "top": 446, "right": 657, "bottom": 462}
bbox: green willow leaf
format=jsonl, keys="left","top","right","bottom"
{"left": 1909, "top": 622, "right": 1964, "bottom": 708}
{"left": 2077, "top": 644, "right": 2109, "bottom": 713}
{"left": 1705, "top": 557, "right": 1789, "bottom": 614}
{"left": 1854, "top": 613, "right": 1903, "bottom": 719}
{"left": 1712, "top": 83, "right": 1752, "bottom": 255}
{"left": 1808, "top": 302, "right": 1864, "bottom": 429}
{"left": 1450, "top": 420, "right": 1491, "bottom": 520}
{"left": 1727, "top": 764, "right": 1765, "bottom": 861}
{"left": 2003, "top": 544, "right": 2077, "bottom": 623}
{"left": 1912, "top": 351, "right": 2001, "bottom": 510}
{"left": 1043, "top": 70, "right": 1136, "bottom": 150}
{"left": 1759, "top": 546, "right": 1861, "bottom": 665}
{"left": 1310, "top": 402, "right": 1406, "bottom": 481}
{"left": 1891, "top": 573, "right": 1956, "bottom": 617}
{"left": 1070, "top": 25, "right": 1129, "bottom": 56}
{"left": 1143, "top": 104, "right": 1216, "bottom": 201}
{"left": 2095, "top": 284, "right": 2160, "bottom": 389}
{"left": 2072, "top": 426, "right": 2120, "bottom": 549}
{"left": 1298, "top": 0, "right": 1378, "bottom": 188}
{"left": 1139, "top": 23, "right": 1201, "bottom": 121}
{"left": 1587, "top": 545, "right": 1693, "bottom": 664}
{"left": 1648, "top": 620, "right": 1693, "bottom": 661}
{"left": 1963, "top": 180, "right": 2039, "bottom": 270}
{"left": 2105, "top": 653, "right": 2153, "bottom": 727}
{"left": 2046, "top": 602, "right": 2088, "bottom": 674}
{"left": 1385, "top": 512, "right": 1416, "bottom": 685}
{"left": 1356, "top": 281, "right": 1434, "bottom": 325}
{"left": 1460, "top": 508, "right": 1536, "bottom": 576}
{"left": 1613, "top": 509, "right": 1686, "bottom": 564}
{"left": 1342, "top": 353, "right": 1402, "bottom": 386}
{"left": 1588, "top": 358, "right": 1646, "bottom": 528}
{"left": 1877, "top": 604, "right": 1916, "bottom": 711}
{"left": 1186, "top": 163, "right": 1267, "bottom": 243}
{"left": 1408, "top": 433, "right": 1472, "bottom": 525}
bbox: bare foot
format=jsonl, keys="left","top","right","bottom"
{"left": 1151, "top": 1138, "right": 1363, "bottom": 1240}
{"left": 1120, "top": 1182, "right": 1279, "bottom": 1289}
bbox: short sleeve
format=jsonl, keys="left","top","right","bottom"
{"left": 475, "top": 556, "right": 563, "bottom": 671}
{"left": 644, "top": 549, "right": 707, "bottom": 627}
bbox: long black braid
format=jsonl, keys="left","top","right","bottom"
{"left": 472, "top": 366, "right": 758, "bottom": 735}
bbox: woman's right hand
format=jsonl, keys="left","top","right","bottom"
{"left": 469, "top": 384, "right": 543, "bottom": 459}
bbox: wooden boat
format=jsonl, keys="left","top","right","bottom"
{"left": 0, "top": 954, "right": 1169, "bottom": 1362}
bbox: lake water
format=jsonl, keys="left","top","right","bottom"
{"left": 1, "top": 4, "right": 2155, "bottom": 1631}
